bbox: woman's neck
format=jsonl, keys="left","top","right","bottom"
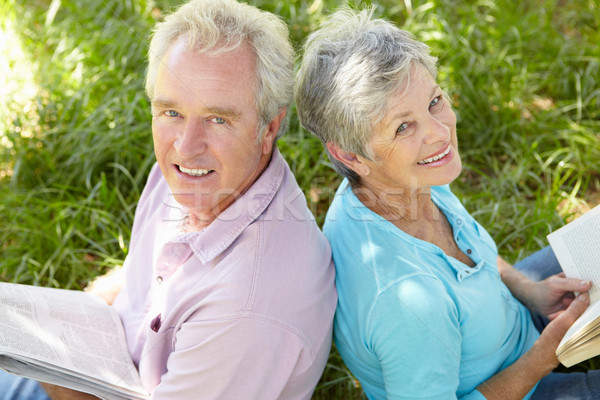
{"left": 353, "top": 181, "right": 475, "bottom": 267}
{"left": 352, "top": 182, "right": 443, "bottom": 238}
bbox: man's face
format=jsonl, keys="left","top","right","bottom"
{"left": 151, "top": 37, "right": 276, "bottom": 227}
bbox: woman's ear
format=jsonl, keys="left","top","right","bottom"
{"left": 326, "top": 142, "right": 371, "bottom": 176}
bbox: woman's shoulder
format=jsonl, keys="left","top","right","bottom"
{"left": 431, "top": 184, "right": 464, "bottom": 210}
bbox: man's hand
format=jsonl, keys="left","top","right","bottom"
{"left": 40, "top": 383, "right": 100, "bottom": 400}
{"left": 84, "top": 266, "right": 124, "bottom": 305}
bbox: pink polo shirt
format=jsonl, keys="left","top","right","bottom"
{"left": 113, "top": 148, "right": 336, "bottom": 399}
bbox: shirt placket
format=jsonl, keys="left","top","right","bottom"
{"left": 453, "top": 217, "right": 485, "bottom": 281}
{"left": 147, "top": 241, "right": 193, "bottom": 332}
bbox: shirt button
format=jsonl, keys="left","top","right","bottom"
{"left": 156, "top": 276, "right": 163, "bottom": 284}
{"left": 467, "top": 249, "right": 472, "bottom": 255}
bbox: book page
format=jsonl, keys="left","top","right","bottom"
{"left": 0, "top": 282, "right": 147, "bottom": 397}
{"left": 548, "top": 204, "right": 600, "bottom": 304}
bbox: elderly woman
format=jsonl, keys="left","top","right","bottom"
{"left": 295, "top": 7, "right": 600, "bottom": 400}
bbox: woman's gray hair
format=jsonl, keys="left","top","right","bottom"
{"left": 146, "top": 0, "right": 294, "bottom": 140}
{"left": 294, "top": 7, "right": 438, "bottom": 185}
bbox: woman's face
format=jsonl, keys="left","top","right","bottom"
{"left": 356, "top": 65, "right": 462, "bottom": 196}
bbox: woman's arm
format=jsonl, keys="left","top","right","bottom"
{"left": 478, "top": 256, "right": 591, "bottom": 399}
{"left": 477, "top": 291, "right": 589, "bottom": 399}
{"left": 497, "top": 256, "right": 591, "bottom": 318}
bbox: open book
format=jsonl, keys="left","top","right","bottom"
{"left": 547, "top": 204, "right": 600, "bottom": 367}
{"left": 0, "top": 282, "right": 148, "bottom": 400}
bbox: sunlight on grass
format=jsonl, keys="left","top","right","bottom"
{"left": 0, "top": 16, "right": 40, "bottom": 179}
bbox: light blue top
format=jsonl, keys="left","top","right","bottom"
{"left": 324, "top": 180, "right": 540, "bottom": 400}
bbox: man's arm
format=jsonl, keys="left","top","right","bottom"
{"left": 40, "top": 383, "right": 99, "bottom": 400}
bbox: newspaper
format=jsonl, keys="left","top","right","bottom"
{"left": 0, "top": 282, "right": 148, "bottom": 400}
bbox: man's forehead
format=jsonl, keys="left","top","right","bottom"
{"left": 151, "top": 38, "right": 257, "bottom": 118}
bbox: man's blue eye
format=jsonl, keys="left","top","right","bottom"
{"left": 429, "top": 96, "right": 440, "bottom": 108}
{"left": 212, "top": 117, "right": 226, "bottom": 124}
{"left": 165, "top": 110, "right": 179, "bottom": 117}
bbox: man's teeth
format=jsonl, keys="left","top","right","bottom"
{"left": 417, "top": 147, "right": 451, "bottom": 165}
{"left": 178, "top": 166, "right": 212, "bottom": 176}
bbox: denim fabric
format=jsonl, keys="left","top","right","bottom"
{"left": 514, "top": 246, "right": 563, "bottom": 282}
{"left": 533, "top": 370, "right": 600, "bottom": 400}
{"left": 0, "top": 370, "right": 49, "bottom": 400}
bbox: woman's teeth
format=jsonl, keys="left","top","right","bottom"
{"left": 417, "top": 147, "right": 451, "bottom": 165}
{"left": 178, "top": 166, "right": 212, "bottom": 176}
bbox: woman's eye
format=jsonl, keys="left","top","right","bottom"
{"left": 429, "top": 96, "right": 441, "bottom": 108}
{"left": 164, "top": 110, "right": 179, "bottom": 117}
{"left": 396, "top": 123, "right": 408, "bottom": 134}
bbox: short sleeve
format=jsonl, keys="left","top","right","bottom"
{"left": 367, "top": 274, "right": 463, "bottom": 400}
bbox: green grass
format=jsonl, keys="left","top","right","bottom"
{"left": 1, "top": 0, "right": 599, "bottom": 398}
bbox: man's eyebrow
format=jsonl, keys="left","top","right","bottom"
{"left": 205, "top": 106, "right": 241, "bottom": 122}
{"left": 151, "top": 98, "right": 177, "bottom": 109}
{"left": 150, "top": 99, "right": 241, "bottom": 121}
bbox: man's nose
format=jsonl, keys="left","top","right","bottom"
{"left": 174, "top": 119, "right": 208, "bottom": 156}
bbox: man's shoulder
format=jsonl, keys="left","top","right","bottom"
{"left": 129, "top": 162, "right": 174, "bottom": 234}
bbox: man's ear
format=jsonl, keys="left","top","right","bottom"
{"left": 261, "top": 108, "right": 287, "bottom": 155}
{"left": 326, "top": 142, "right": 370, "bottom": 176}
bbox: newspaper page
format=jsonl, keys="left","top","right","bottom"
{"left": 547, "top": 204, "right": 600, "bottom": 304}
{"left": 0, "top": 282, "right": 148, "bottom": 399}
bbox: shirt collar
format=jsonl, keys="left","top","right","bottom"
{"left": 170, "top": 147, "right": 285, "bottom": 264}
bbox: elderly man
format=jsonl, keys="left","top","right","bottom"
{"left": 1, "top": 0, "right": 336, "bottom": 399}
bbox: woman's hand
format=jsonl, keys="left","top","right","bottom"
{"left": 529, "top": 291, "right": 591, "bottom": 372}
{"left": 527, "top": 272, "right": 592, "bottom": 319}
{"left": 477, "top": 292, "right": 590, "bottom": 400}
{"left": 496, "top": 256, "right": 591, "bottom": 319}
